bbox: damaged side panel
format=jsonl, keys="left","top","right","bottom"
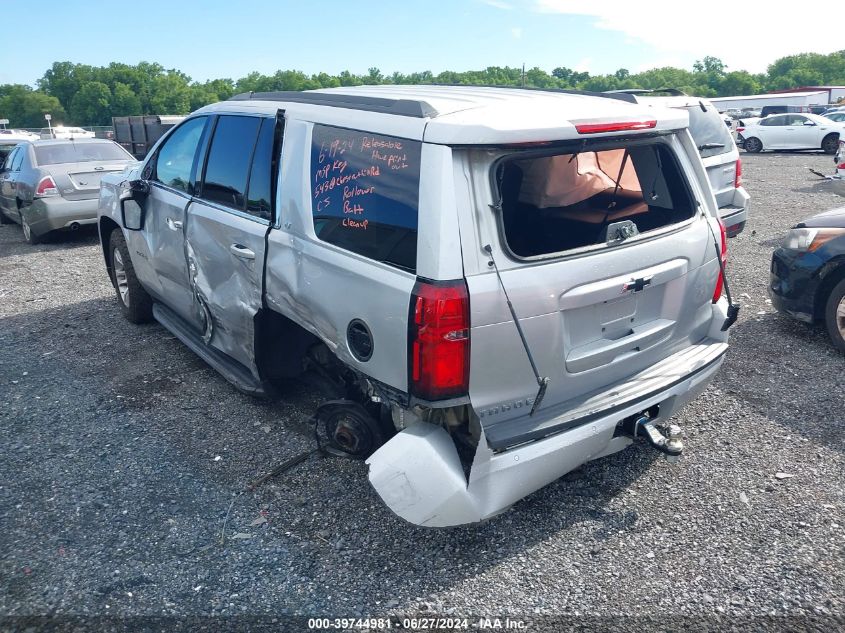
{"left": 184, "top": 201, "right": 268, "bottom": 377}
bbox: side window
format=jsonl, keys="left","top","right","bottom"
{"left": 201, "top": 115, "right": 261, "bottom": 211}
{"left": 788, "top": 115, "right": 808, "bottom": 126}
{"left": 11, "top": 147, "right": 25, "bottom": 171}
{"left": 4, "top": 148, "right": 18, "bottom": 170}
{"left": 761, "top": 116, "right": 785, "bottom": 127}
{"left": 246, "top": 118, "right": 276, "bottom": 221}
{"left": 310, "top": 124, "right": 422, "bottom": 272}
{"left": 153, "top": 117, "right": 207, "bottom": 193}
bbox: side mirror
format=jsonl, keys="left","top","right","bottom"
{"left": 120, "top": 179, "right": 150, "bottom": 230}
{"left": 121, "top": 198, "right": 144, "bottom": 230}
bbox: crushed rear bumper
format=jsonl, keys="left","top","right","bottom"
{"left": 367, "top": 301, "right": 730, "bottom": 527}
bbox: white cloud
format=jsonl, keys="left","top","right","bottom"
{"left": 511, "top": 27, "right": 523, "bottom": 39}
{"left": 532, "top": 0, "right": 845, "bottom": 73}
{"left": 574, "top": 57, "right": 592, "bottom": 73}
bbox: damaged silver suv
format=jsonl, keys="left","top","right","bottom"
{"left": 98, "top": 86, "right": 735, "bottom": 527}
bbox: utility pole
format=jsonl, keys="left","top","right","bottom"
{"left": 522, "top": 63, "right": 526, "bottom": 88}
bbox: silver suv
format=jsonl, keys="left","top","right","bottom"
{"left": 98, "top": 86, "right": 734, "bottom": 527}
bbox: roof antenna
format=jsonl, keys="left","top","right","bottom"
{"left": 484, "top": 244, "right": 550, "bottom": 415}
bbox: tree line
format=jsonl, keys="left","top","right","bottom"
{"left": 2, "top": 52, "right": 845, "bottom": 128}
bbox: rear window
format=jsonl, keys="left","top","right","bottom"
{"left": 34, "top": 142, "right": 132, "bottom": 165}
{"left": 686, "top": 105, "right": 735, "bottom": 158}
{"left": 310, "top": 124, "right": 421, "bottom": 272}
{"left": 497, "top": 139, "right": 696, "bottom": 259}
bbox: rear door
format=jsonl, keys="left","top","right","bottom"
{"left": 184, "top": 113, "right": 277, "bottom": 376}
{"left": 128, "top": 116, "right": 210, "bottom": 326}
{"left": 757, "top": 115, "right": 788, "bottom": 148}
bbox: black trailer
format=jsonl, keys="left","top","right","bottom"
{"left": 112, "top": 115, "right": 185, "bottom": 159}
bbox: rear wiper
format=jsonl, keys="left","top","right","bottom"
{"left": 697, "top": 142, "right": 725, "bottom": 151}
{"left": 483, "top": 245, "right": 550, "bottom": 416}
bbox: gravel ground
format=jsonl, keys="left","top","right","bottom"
{"left": 1, "top": 152, "right": 844, "bottom": 630}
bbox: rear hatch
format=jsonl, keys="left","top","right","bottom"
{"left": 462, "top": 130, "right": 721, "bottom": 450}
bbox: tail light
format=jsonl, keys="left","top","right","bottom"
{"left": 735, "top": 127, "right": 745, "bottom": 134}
{"left": 409, "top": 279, "right": 470, "bottom": 400}
{"left": 712, "top": 218, "right": 728, "bottom": 303}
{"left": 735, "top": 158, "right": 743, "bottom": 188}
{"left": 35, "top": 175, "right": 59, "bottom": 197}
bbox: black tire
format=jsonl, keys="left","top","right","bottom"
{"left": 744, "top": 137, "right": 763, "bottom": 153}
{"left": 20, "top": 212, "right": 41, "bottom": 245}
{"left": 109, "top": 228, "right": 153, "bottom": 324}
{"left": 822, "top": 133, "right": 839, "bottom": 155}
{"left": 823, "top": 278, "right": 845, "bottom": 354}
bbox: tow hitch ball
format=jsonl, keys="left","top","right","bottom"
{"left": 629, "top": 415, "right": 684, "bottom": 463}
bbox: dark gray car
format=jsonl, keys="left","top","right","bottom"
{"left": 0, "top": 139, "right": 136, "bottom": 244}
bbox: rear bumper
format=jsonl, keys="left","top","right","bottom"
{"left": 22, "top": 197, "right": 98, "bottom": 236}
{"left": 367, "top": 301, "right": 730, "bottom": 527}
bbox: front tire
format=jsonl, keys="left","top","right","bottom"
{"left": 109, "top": 228, "right": 153, "bottom": 324}
{"left": 822, "top": 133, "right": 839, "bottom": 155}
{"left": 744, "top": 137, "right": 763, "bottom": 153}
{"left": 824, "top": 278, "right": 845, "bottom": 354}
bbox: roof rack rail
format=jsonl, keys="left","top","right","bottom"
{"left": 228, "top": 91, "right": 438, "bottom": 119}
{"left": 606, "top": 88, "right": 688, "bottom": 97}
{"left": 427, "top": 83, "right": 638, "bottom": 104}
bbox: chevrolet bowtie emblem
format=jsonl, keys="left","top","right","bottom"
{"left": 622, "top": 276, "right": 652, "bottom": 293}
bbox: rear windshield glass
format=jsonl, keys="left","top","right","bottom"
{"left": 310, "top": 124, "right": 421, "bottom": 272}
{"left": 34, "top": 142, "right": 132, "bottom": 165}
{"left": 497, "top": 140, "right": 696, "bottom": 258}
{"left": 686, "top": 105, "right": 734, "bottom": 158}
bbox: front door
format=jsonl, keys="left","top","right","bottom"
{"left": 129, "top": 116, "right": 211, "bottom": 327}
{"left": 184, "top": 114, "right": 278, "bottom": 376}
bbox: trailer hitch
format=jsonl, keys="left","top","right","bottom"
{"left": 628, "top": 415, "right": 684, "bottom": 463}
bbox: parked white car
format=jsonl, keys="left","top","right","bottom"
{"left": 42, "top": 126, "right": 96, "bottom": 140}
{"left": 738, "top": 113, "right": 845, "bottom": 154}
{"left": 0, "top": 129, "right": 40, "bottom": 142}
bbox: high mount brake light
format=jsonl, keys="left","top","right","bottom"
{"left": 574, "top": 120, "right": 657, "bottom": 134}
{"left": 35, "top": 175, "right": 59, "bottom": 197}
{"left": 408, "top": 279, "right": 470, "bottom": 401}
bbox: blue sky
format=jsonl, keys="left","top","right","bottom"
{"left": 2, "top": 0, "right": 842, "bottom": 86}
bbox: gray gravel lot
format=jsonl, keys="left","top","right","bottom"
{"left": 1, "top": 152, "right": 844, "bottom": 628}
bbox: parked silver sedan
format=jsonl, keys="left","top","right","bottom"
{"left": 0, "top": 139, "right": 136, "bottom": 244}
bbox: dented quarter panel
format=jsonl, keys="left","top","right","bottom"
{"left": 264, "top": 120, "right": 417, "bottom": 391}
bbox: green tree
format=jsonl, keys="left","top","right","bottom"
{"left": 111, "top": 82, "right": 142, "bottom": 116}
{"left": 70, "top": 81, "right": 112, "bottom": 125}
{"left": 0, "top": 85, "right": 67, "bottom": 128}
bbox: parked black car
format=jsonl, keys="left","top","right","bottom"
{"left": 770, "top": 207, "right": 845, "bottom": 352}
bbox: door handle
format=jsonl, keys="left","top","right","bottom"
{"left": 229, "top": 243, "right": 255, "bottom": 260}
{"left": 165, "top": 217, "right": 183, "bottom": 231}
